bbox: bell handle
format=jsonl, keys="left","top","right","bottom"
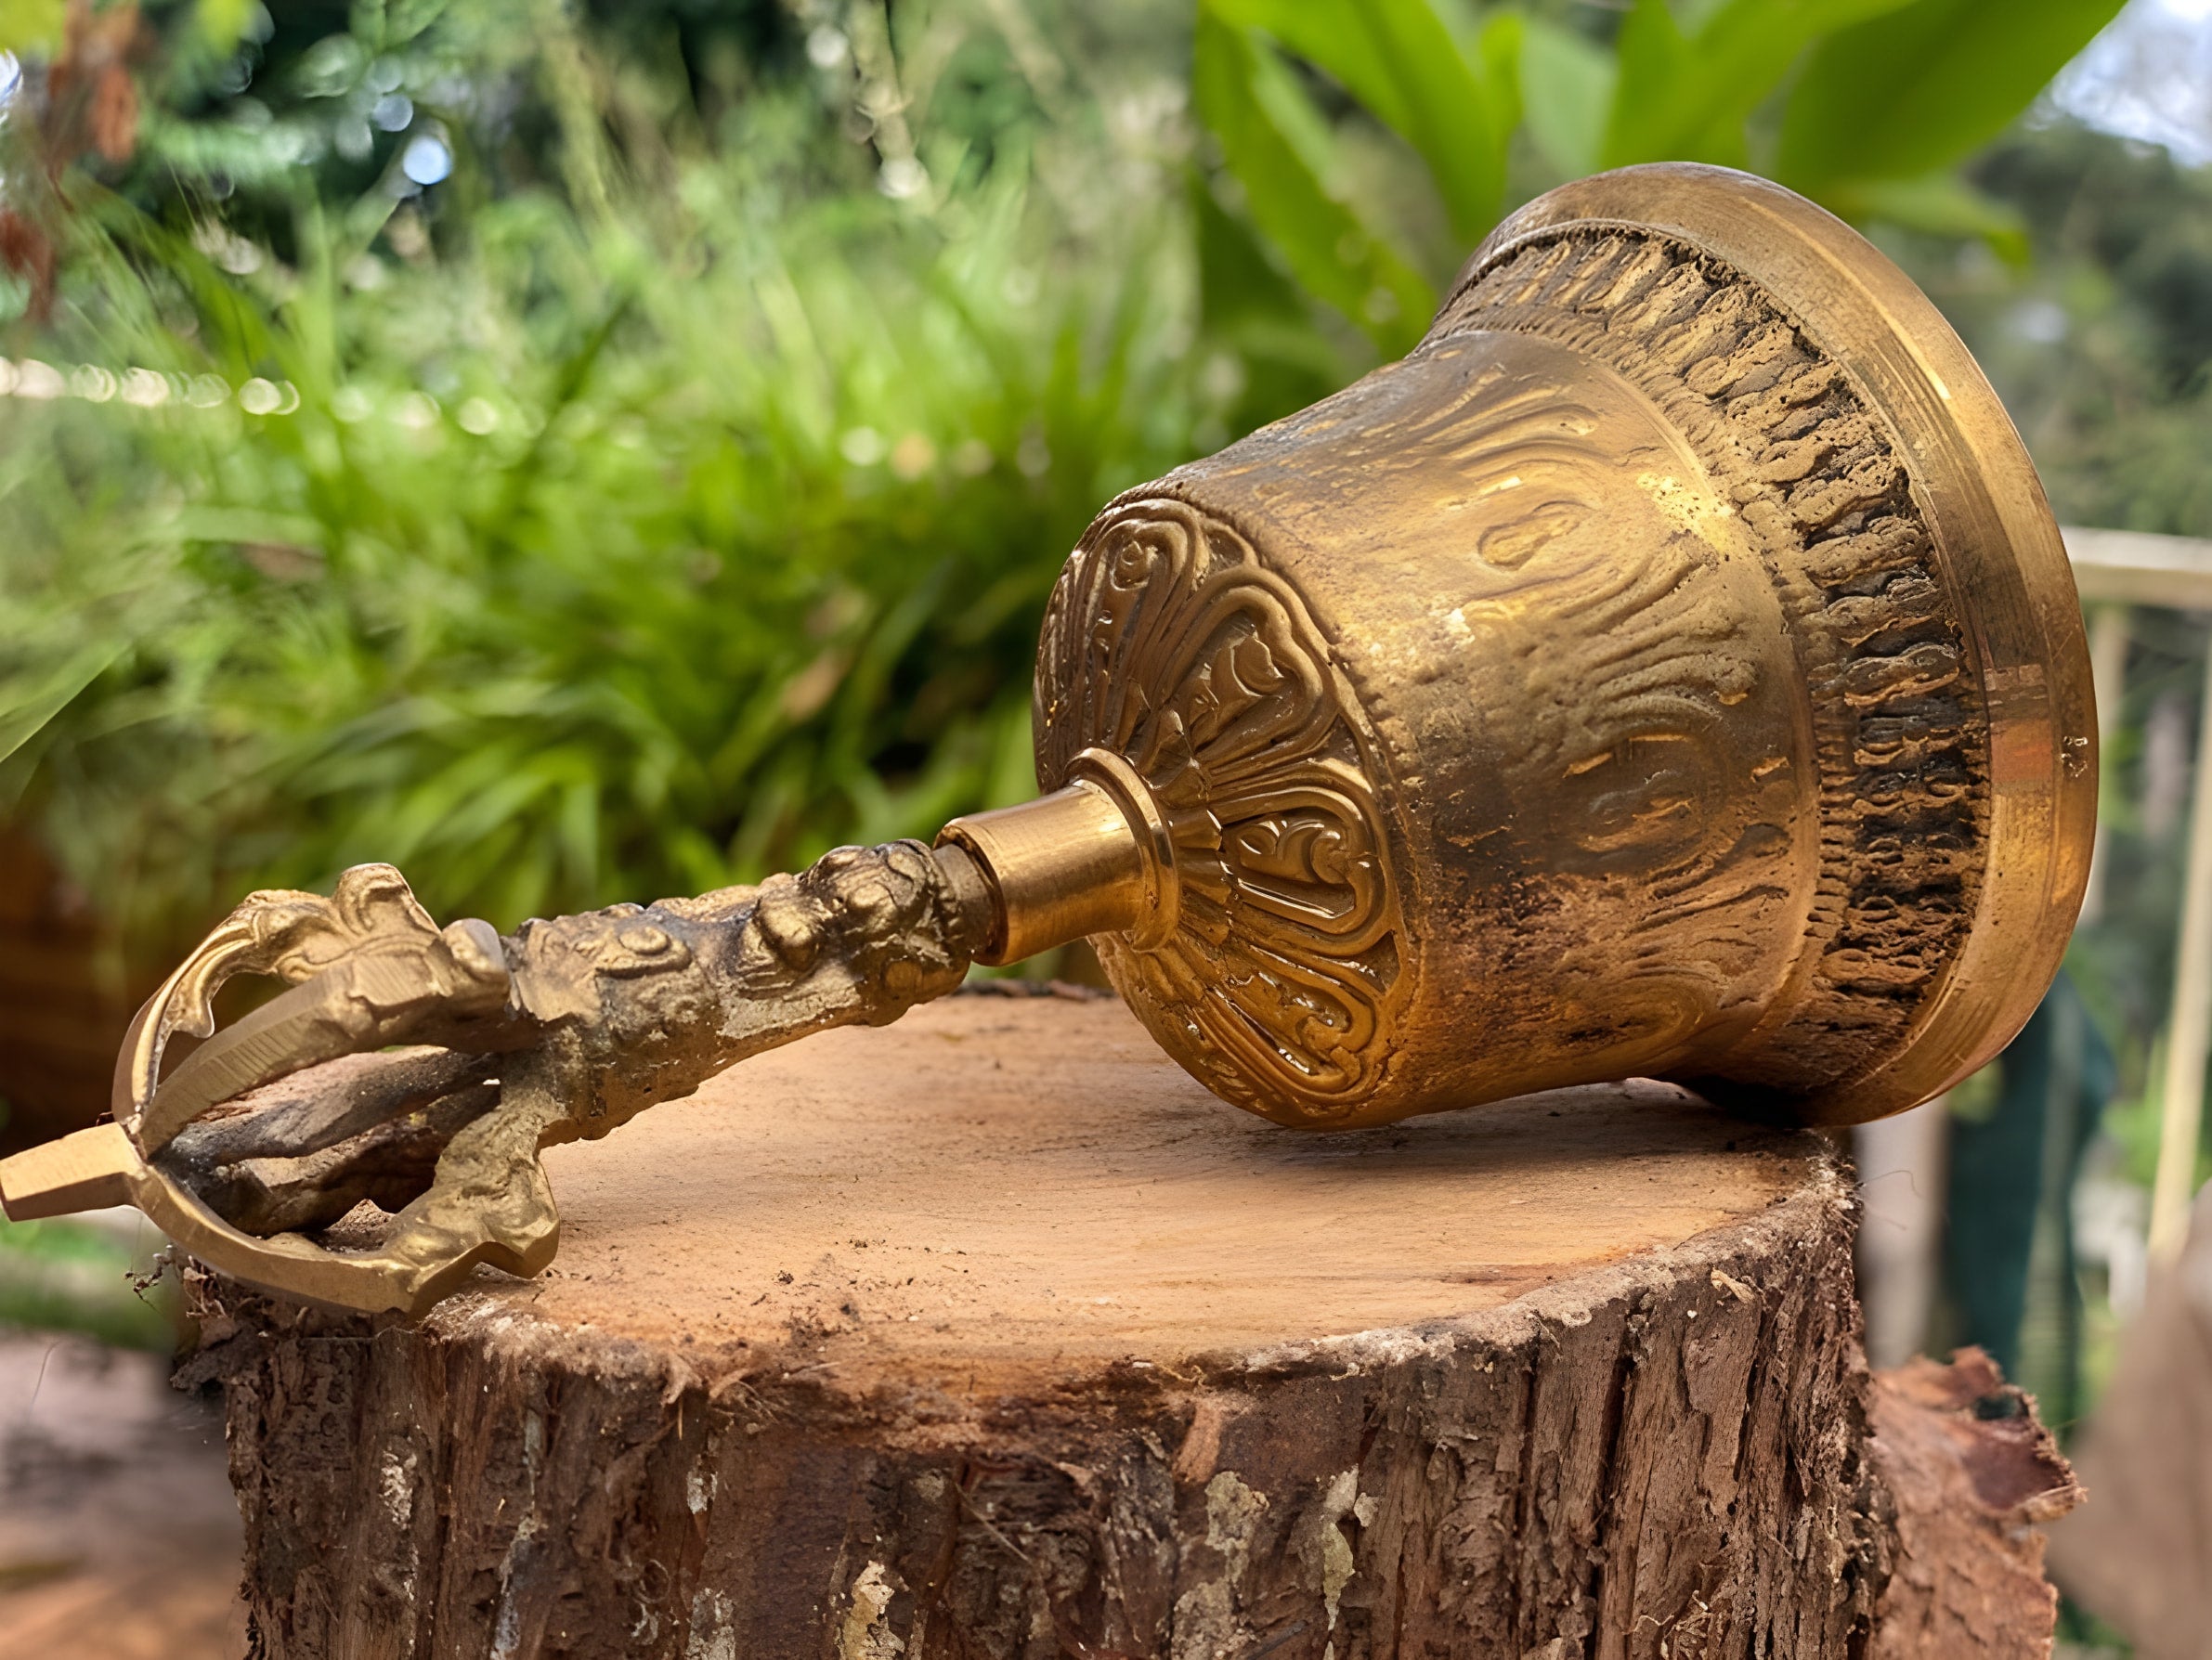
{"left": 938, "top": 747, "right": 1178, "bottom": 962}
{"left": 0, "top": 791, "right": 1176, "bottom": 1316}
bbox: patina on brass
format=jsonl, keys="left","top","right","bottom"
{"left": 0, "top": 165, "right": 2094, "bottom": 1315}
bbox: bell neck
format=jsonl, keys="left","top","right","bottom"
{"left": 935, "top": 749, "right": 1178, "bottom": 966}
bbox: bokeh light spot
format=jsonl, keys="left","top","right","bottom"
{"left": 402, "top": 133, "right": 452, "bottom": 187}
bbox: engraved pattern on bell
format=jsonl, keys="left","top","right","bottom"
{"left": 1033, "top": 498, "right": 1411, "bottom": 1122}
{"left": 1439, "top": 226, "right": 1991, "bottom": 1092}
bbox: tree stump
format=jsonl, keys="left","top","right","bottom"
{"left": 194, "top": 993, "right": 1892, "bottom": 1659}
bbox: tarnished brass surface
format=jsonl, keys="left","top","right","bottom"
{"left": 0, "top": 164, "right": 2093, "bottom": 1313}
{"left": 979, "top": 162, "right": 2093, "bottom": 1131}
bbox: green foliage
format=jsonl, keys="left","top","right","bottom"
{"left": 2, "top": 0, "right": 1221, "bottom": 948}
{"left": 1192, "top": 0, "right": 1516, "bottom": 358}
{"left": 1776, "top": 0, "right": 2127, "bottom": 195}
{"left": 1191, "top": 12, "right": 1429, "bottom": 357}
{"left": 0, "top": 0, "right": 68, "bottom": 57}
{"left": 1191, "top": 0, "right": 2124, "bottom": 381}
{"left": 1605, "top": 0, "right": 1910, "bottom": 172}
{"left": 0, "top": 1216, "right": 177, "bottom": 1350}
{"left": 1517, "top": 15, "right": 1612, "bottom": 177}
{"left": 1210, "top": 0, "right": 1516, "bottom": 243}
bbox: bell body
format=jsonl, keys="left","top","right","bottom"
{"left": 947, "top": 164, "right": 2094, "bottom": 1131}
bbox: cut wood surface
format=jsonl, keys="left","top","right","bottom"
{"left": 197, "top": 992, "right": 1890, "bottom": 1659}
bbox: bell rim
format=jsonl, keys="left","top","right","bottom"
{"left": 1458, "top": 162, "right": 2096, "bottom": 1126}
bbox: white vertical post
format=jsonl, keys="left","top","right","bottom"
{"left": 2080, "top": 604, "right": 2131, "bottom": 925}
{"left": 2148, "top": 645, "right": 2212, "bottom": 1261}
{"left": 1854, "top": 1096, "right": 1949, "bottom": 1368}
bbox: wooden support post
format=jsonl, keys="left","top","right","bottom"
{"left": 187, "top": 996, "right": 2070, "bottom": 1658}
{"left": 2151, "top": 646, "right": 2212, "bottom": 1260}
{"left": 2079, "top": 603, "right": 2132, "bottom": 925}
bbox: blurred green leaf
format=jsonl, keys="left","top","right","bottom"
{"left": 1473, "top": 7, "right": 1525, "bottom": 150}
{"left": 1777, "top": 0, "right": 2127, "bottom": 189}
{"left": 1606, "top": 0, "right": 1916, "bottom": 169}
{"left": 0, "top": 645, "right": 120, "bottom": 768}
{"left": 194, "top": 0, "right": 255, "bottom": 49}
{"left": 1519, "top": 16, "right": 1614, "bottom": 178}
{"left": 1195, "top": 0, "right": 2109, "bottom": 349}
{"left": 0, "top": 0, "right": 65, "bottom": 56}
{"left": 1208, "top": 0, "right": 1511, "bottom": 241}
{"left": 1192, "top": 8, "right": 1431, "bottom": 354}
{"left": 1837, "top": 171, "right": 2031, "bottom": 263}
{"left": 1189, "top": 168, "right": 1346, "bottom": 433}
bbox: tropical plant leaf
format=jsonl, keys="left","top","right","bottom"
{"left": 1473, "top": 7, "right": 1525, "bottom": 151}
{"left": 194, "top": 0, "right": 256, "bottom": 48}
{"left": 1191, "top": 8, "right": 1432, "bottom": 354}
{"left": 1189, "top": 169, "right": 1346, "bottom": 432}
{"left": 0, "top": 644, "right": 122, "bottom": 768}
{"left": 1605, "top": 0, "right": 1917, "bottom": 169}
{"left": 1208, "top": 0, "right": 1511, "bottom": 242}
{"left": 1776, "top": 0, "right": 2127, "bottom": 189}
{"left": 1835, "top": 171, "right": 2031, "bottom": 263}
{"left": 0, "top": 0, "right": 65, "bottom": 56}
{"left": 1518, "top": 16, "right": 1615, "bottom": 178}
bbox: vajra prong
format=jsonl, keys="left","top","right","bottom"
{"left": 0, "top": 844, "right": 994, "bottom": 1316}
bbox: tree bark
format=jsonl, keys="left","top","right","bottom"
{"left": 192, "top": 993, "right": 1900, "bottom": 1659}
{"left": 1863, "top": 1349, "right": 2080, "bottom": 1660}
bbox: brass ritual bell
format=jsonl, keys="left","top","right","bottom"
{"left": 0, "top": 165, "right": 2095, "bottom": 1315}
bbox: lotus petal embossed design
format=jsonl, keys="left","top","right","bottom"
{"left": 1034, "top": 497, "right": 1409, "bottom": 1121}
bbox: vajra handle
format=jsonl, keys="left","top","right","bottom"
{"left": 0, "top": 753, "right": 1167, "bottom": 1315}
{"left": 0, "top": 839, "right": 1000, "bottom": 1315}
